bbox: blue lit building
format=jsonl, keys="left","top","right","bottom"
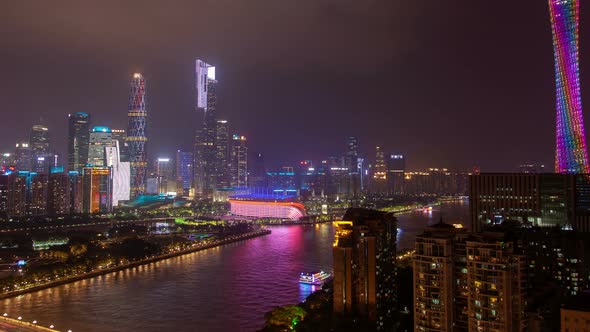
{"left": 176, "top": 150, "right": 193, "bottom": 196}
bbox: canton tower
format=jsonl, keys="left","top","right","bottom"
{"left": 549, "top": 0, "right": 589, "bottom": 174}
{"left": 127, "top": 73, "right": 148, "bottom": 197}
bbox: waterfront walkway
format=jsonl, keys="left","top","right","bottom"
{"left": 0, "top": 314, "right": 62, "bottom": 332}
{"left": 0, "top": 229, "right": 271, "bottom": 300}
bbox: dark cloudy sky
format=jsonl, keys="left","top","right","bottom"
{"left": 0, "top": 1, "right": 588, "bottom": 171}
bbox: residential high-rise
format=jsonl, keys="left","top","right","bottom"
{"left": 47, "top": 172, "right": 70, "bottom": 215}
{"left": 333, "top": 208, "right": 397, "bottom": 330}
{"left": 230, "top": 135, "right": 248, "bottom": 188}
{"left": 29, "top": 173, "right": 48, "bottom": 215}
{"left": 549, "top": 0, "right": 589, "bottom": 173}
{"left": 215, "top": 120, "right": 230, "bottom": 190}
{"left": 67, "top": 112, "right": 91, "bottom": 172}
{"left": 414, "top": 222, "right": 469, "bottom": 331}
{"left": 30, "top": 124, "right": 50, "bottom": 173}
{"left": 466, "top": 237, "right": 527, "bottom": 331}
{"left": 176, "top": 150, "right": 193, "bottom": 196}
{"left": 127, "top": 73, "right": 148, "bottom": 198}
{"left": 88, "top": 126, "right": 115, "bottom": 167}
{"left": 194, "top": 60, "right": 218, "bottom": 196}
{"left": 0, "top": 175, "right": 8, "bottom": 217}
{"left": 414, "top": 222, "right": 528, "bottom": 332}
{"left": 6, "top": 172, "right": 27, "bottom": 217}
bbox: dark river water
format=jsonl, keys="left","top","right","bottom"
{"left": 0, "top": 201, "right": 468, "bottom": 332}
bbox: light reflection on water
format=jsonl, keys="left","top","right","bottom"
{"left": 0, "top": 202, "right": 468, "bottom": 332}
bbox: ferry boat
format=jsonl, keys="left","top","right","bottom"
{"left": 422, "top": 206, "right": 433, "bottom": 213}
{"left": 299, "top": 271, "right": 331, "bottom": 285}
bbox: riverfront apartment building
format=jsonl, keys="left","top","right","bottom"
{"left": 414, "top": 222, "right": 527, "bottom": 332}
{"left": 333, "top": 208, "right": 397, "bottom": 330}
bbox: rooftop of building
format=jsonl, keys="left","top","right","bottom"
{"left": 563, "top": 291, "right": 590, "bottom": 311}
{"left": 91, "top": 126, "right": 112, "bottom": 133}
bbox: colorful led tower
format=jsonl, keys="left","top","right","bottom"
{"left": 127, "top": 73, "right": 148, "bottom": 198}
{"left": 549, "top": 0, "right": 589, "bottom": 174}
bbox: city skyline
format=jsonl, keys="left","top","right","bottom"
{"left": 4, "top": 1, "right": 590, "bottom": 171}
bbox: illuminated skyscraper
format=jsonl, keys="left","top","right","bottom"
{"left": 14, "top": 142, "right": 31, "bottom": 171}
{"left": 111, "top": 129, "right": 129, "bottom": 163}
{"left": 372, "top": 146, "right": 387, "bottom": 192}
{"left": 127, "top": 73, "right": 148, "bottom": 198}
{"left": 194, "top": 60, "right": 218, "bottom": 196}
{"left": 88, "top": 126, "right": 115, "bottom": 167}
{"left": 176, "top": 150, "right": 193, "bottom": 196}
{"left": 230, "top": 135, "right": 248, "bottom": 188}
{"left": 549, "top": 0, "right": 589, "bottom": 173}
{"left": 30, "top": 124, "right": 50, "bottom": 173}
{"left": 67, "top": 112, "right": 91, "bottom": 172}
{"left": 346, "top": 137, "right": 361, "bottom": 195}
{"left": 215, "top": 120, "right": 230, "bottom": 189}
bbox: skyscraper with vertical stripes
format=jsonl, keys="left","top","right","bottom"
{"left": 127, "top": 73, "right": 148, "bottom": 198}
{"left": 549, "top": 0, "right": 589, "bottom": 174}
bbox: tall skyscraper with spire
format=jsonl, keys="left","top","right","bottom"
{"left": 67, "top": 112, "right": 91, "bottom": 173}
{"left": 127, "top": 73, "right": 148, "bottom": 198}
{"left": 549, "top": 0, "right": 589, "bottom": 174}
{"left": 194, "top": 60, "right": 218, "bottom": 196}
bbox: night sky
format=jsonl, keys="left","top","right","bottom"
{"left": 1, "top": 1, "right": 589, "bottom": 171}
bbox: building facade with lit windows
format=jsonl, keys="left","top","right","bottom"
{"left": 333, "top": 208, "right": 397, "bottom": 330}
{"left": 88, "top": 126, "right": 115, "bottom": 167}
{"left": 414, "top": 223, "right": 527, "bottom": 332}
{"left": 47, "top": 172, "right": 70, "bottom": 215}
{"left": 414, "top": 221, "right": 469, "bottom": 331}
{"left": 469, "top": 173, "right": 590, "bottom": 232}
{"left": 82, "top": 166, "right": 112, "bottom": 214}
{"left": 29, "top": 173, "right": 48, "bottom": 215}
{"left": 466, "top": 237, "right": 527, "bottom": 332}
{"left": 6, "top": 172, "right": 28, "bottom": 216}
